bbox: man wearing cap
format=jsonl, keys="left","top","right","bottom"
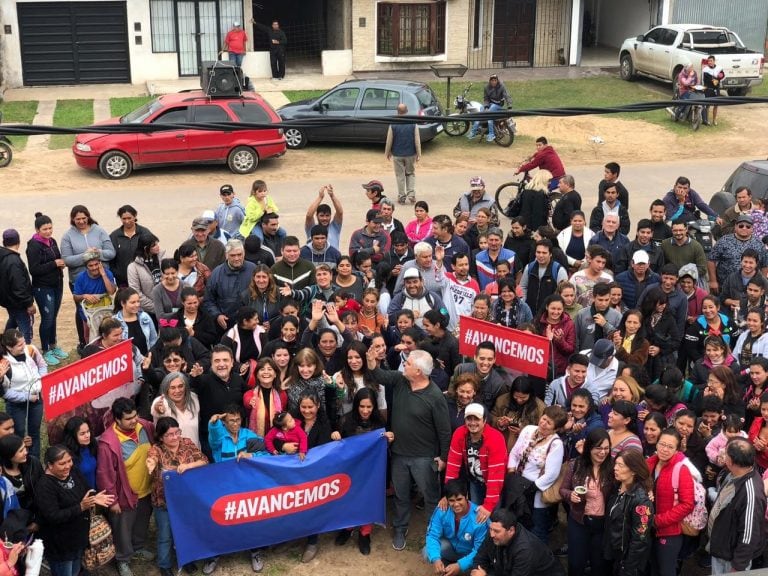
{"left": 388, "top": 268, "right": 448, "bottom": 329}
{"left": 454, "top": 178, "right": 499, "bottom": 227}
{"left": 201, "top": 210, "right": 230, "bottom": 245}
{"left": 471, "top": 508, "right": 565, "bottom": 576}
{"left": 0, "top": 229, "right": 36, "bottom": 343}
{"left": 214, "top": 184, "right": 245, "bottom": 239}
{"left": 243, "top": 236, "right": 275, "bottom": 267}
{"left": 191, "top": 217, "right": 226, "bottom": 270}
{"left": 300, "top": 225, "right": 341, "bottom": 269}
{"left": 615, "top": 250, "right": 660, "bottom": 309}
{"left": 385, "top": 103, "right": 421, "bottom": 205}
{"left": 614, "top": 219, "right": 665, "bottom": 275}
{"left": 444, "top": 403, "right": 507, "bottom": 523}
{"left": 222, "top": 21, "right": 248, "bottom": 67}
{"left": 424, "top": 479, "right": 489, "bottom": 576}
{"left": 588, "top": 214, "right": 629, "bottom": 269}
{"left": 475, "top": 228, "right": 515, "bottom": 291}
{"left": 468, "top": 74, "right": 512, "bottom": 142}
{"left": 584, "top": 339, "right": 619, "bottom": 404}
{"left": 204, "top": 239, "right": 256, "bottom": 331}
{"left": 392, "top": 243, "right": 456, "bottom": 327}
{"left": 362, "top": 180, "right": 386, "bottom": 210}
{"left": 708, "top": 213, "right": 768, "bottom": 294}
{"left": 661, "top": 218, "right": 708, "bottom": 282}
{"left": 304, "top": 184, "right": 344, "bottom": 250}
{"left": 349, "top": 209, "right": 391, "bottom": 264}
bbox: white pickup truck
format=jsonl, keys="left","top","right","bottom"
{"left": 619, "top": 24, "right": 764, "bottom": 96}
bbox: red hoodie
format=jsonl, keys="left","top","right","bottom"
{"left": 646, "top": 451, "right": 695, "bottom": 537}
{"left": 747, "top": 417, "right": 768, "bottom": 471}
{"left": 518, "top": 145, "right": 565, "bottom": 179}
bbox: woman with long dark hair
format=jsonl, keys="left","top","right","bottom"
{"left": 174, "top": 287, "right": 218, "bottom": 349}
{"left": 62, "top": 416, "right": 98, "bottom": 489}
{"left": 446, "top": 373, "right": 479, "bottom": 431}
{"left": 0, "top": 434, "right": 43, "bottom": 518}
{"left": 639, "top": 287, "right": 680, "bottom": 380}
{"left": 221, "top": 306, "right": 267, "bottom": 363}
{"left": 612, "top": 309, "right": 649, "bottom": 366}
{"left": 607, "top": 400, "right": 642, "bottom": 458}
{"left": 641, "top": 411, "right": 667, "bottom": 458}
{"left": 126, "top": 233, "right": 162, "bottom": 318}
{"left": 698, "top": 365, "right": 745, "bottom": 418}
{"left": 560, "top": 428, "right": 614, "bottom": 576}
{"left": 175, "top": 242, "right": 210, "bottom": 298}
{"left": 604, "top": 449, "right": 654, "bottom": 576}
{"left": 732, "top": 307, "right": 768, "bottom": 366}
{"left": 534, "top": 294, "right": 575, "bottom": 378}
{"left": 151, "top": 258, "right": 183, "bottom": 321}
{"left": 491, "top": 376, "right": 545, "bottom": 451}
{"left": 112, "top": 287, "right": 157, "bottom": 355}
{"left": 683, "top": 295, "right": 737, "bottom": 371}
{"left": 688, "top": 335, "right": 740, "bottom": 389}
{"left": 334, "top": 341, "right": 387, "bottom": 420}
{"left": 239, "top": 264, "right": 281, "bottom": 329}
{"left": 492, "top": 278, "right": 533, "bottom": 328}
{"left": 243, "top": 358, "right": 288, "bottom": 439}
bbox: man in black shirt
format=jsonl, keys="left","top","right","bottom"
{"left": 253, "top": 19, "right": 287, "bottom": 79}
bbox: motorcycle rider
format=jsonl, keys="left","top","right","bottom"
{"left": 673, "top": 63, "right": 698, "bottom": 121}
{"left": 467, "top": 74, "right": 511, "bottom": 143}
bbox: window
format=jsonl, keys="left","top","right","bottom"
{"left": 360, "top": 88, "right": 400, "bottom": 110}
{"left": 321, "top": 88, "right": 360, "bottom": 111}
{"left": 228, "top": 102, "right": 272, "bottom": 123}
{"left": 152, "top": 108, "right": 189, "bottom": 124}
{"left": 192, "top": 105, "right": 231, "bottom": 123}
{"left": 150, "top": 0, "right": 176, "bottom": 53}
{"left": 642, "top": 28, "right": 665, "bottom": 44}
{"left": 377, "top": 2, "right": 446, "bottom": 57}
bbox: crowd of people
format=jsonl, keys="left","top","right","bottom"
{"left": 1, "top": 147, "right": 768, "bottom": 576}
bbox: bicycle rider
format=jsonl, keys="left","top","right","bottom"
{"left": 467, "top": 74, "right": 512, "bottom": 143}
{"left": 514, "top": 136, "right": 565, "bottom": 191}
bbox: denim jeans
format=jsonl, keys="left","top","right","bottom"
{"left": 468, "top": 478, "right": 487, "bottom": 507}
{"left": 567, "top": 515, "right": 607, "bottom": 576}
{"left": 5, "top": 308, "right": 33, "bottom": 343}
{"left": 472, "top": 103, "right": 503, "bottom": 138}
{"left": 33, "top": 285, "right": 63, "bottom": 351}
{"left": 228, "top": 52, "right": 245, "bottom": 67}
{"left": 531, "top": 506, "right": 552, "bottom": 543}
{"left": 391, "top": 455, "right": 440, "bottom": 530}
{"left": 6, "top": 400, "right": 43, "bottom": 460}
{"left": 711, "top": 556, "right": 750, "bottom": 575}
{"left": 154, "top": 506, "right": 173, "bottom": 569}
{"left": 48, "top": 550, "right": 82, "bottom": 576}
{"left": 421, "top": 538, "right": 461, "bottom": 564}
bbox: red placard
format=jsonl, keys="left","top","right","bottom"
{"left": 458, "top": 316, "right": 551, "bottom": 378}
{"left": 42, "top": 340, "right": 134, "bottom": 420}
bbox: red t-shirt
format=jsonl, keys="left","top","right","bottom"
{"left": 225, "top": 29, "right": 248, "bottom": 54}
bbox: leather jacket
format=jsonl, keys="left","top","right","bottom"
{"left": 604, "top": 483, "right": 653, "bottom": 576}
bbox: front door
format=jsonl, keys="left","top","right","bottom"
{"left": 177, "top": 1, "right": 220, "bottom": 76}
{"left": 492, "top": 0, "right": 535, "bottom": 66}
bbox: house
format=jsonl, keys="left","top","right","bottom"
{"left": 1, "top": 0, "right": 764, "bottom": 89}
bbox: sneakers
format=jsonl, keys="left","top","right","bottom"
{"left": 301, "top": 544, "right": 318, "bottom": 563}
{"left": 398, "top": 197, "right": 407, "bottom": 205}
{"left": 202, "top": 558, "right": 218, "bottom": 575}
{"left": 335, "top": 529, "right": 352, "bottom": 546}
{"left": 117, "top": 562, "right": 134, "bottom": 576}
{"left": 486, "top": 135, "right": 495, "bottom": 142}
{"left": 466, "top": 132, "right": 477, "bottom": 140}
{"left": 250, "top": 551, "right": 264, "bottom": 572}
{"left": 358, "top": 534, "right": 371, "bottom": 555}
{"left": 51, "top": 347, "right": 69, "bottom": 359}
{"left": 133, "top": 549, "right": 155, "bottom": 561}
{"left": 43, "top": 351, "right": 60, "bottom": 366}
{"left": 392, "top": 528, "right": 408, "bottom": 551}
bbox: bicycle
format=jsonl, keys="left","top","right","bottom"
{"left": 494, "top": 171, "right": 562, "bottom": 224}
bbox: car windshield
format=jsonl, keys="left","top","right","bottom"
{"left": 727, "top": 165, "right": 768, "bottom": 197}
{"left": 121, "top": 99, "right": 164, "bottom": 124}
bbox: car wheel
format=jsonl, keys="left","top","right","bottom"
{"left": 284, "top": 127, "right": 307, "bottom": 149}
{"left": 98, "top": 151, "right": 132, "bottom": 179}
{"left": 728, "top": 87, "right": 748, "bottom": 97}
{"left": 0, "top": 142, "right": 12, "bottom": 168}
{"left": 619, "top": 54, "right": 635, "bottom": 81}
{"left": 227, "top": 146, "right": 259, "bottom": 174}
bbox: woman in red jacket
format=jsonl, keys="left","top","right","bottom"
{"left": 646, "top": 428, "right": 695, "bottom": 576}
{"left": 442, "top": 403, "right": 507, "bottom": 524}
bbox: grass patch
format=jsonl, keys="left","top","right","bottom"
{"left": 49, "top": 99, "right": 94, "bottom": 150}
{"left": 0, "top": 100, "right": 38, "bottom": 150}
{"left": 282, "top": 90, "right": 325, "bottom": 103}
{"left": 110, "top": 95, "right": 155, "bottom": 118}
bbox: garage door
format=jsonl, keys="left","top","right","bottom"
{"left": 18, "top": 2, "right": 131, "bottom": 85}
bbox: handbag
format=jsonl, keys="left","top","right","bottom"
{"left": 82, "top": 508, "right": 115, "bottom": 570}
{"left": 541, "top": 460, "right": 570, "bottom": 505}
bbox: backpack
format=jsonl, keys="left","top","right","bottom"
{"left": 671, "top": 460, "right": 708, "bottom": 535}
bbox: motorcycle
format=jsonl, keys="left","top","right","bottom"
{"left": 670, "top": 84, "right": 707, "bottom": 131}
{"left": 0, "top": 112, "right": 12, "bottom": 168}
{"left": 688, "top": 218, "right": 714, "bottom": 254}
{"left": 443, "top": 83, "right": 516, "bottom": 147}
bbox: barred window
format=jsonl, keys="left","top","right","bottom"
{"left": 150, "top": 0, "right": 176, "bottom": 53}
{"left": 218, "top": 0, "right": 243, "bottom": 43}
{"left": 377, "top": 2, "right": 446, "bottom": 57}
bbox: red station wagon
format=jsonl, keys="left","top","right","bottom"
{"left": 73, "top": 91, "right": 286, "bottom": 179}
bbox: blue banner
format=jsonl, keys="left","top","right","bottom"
{"left": 164, "top": 431, "right": 388, "bottom": 565}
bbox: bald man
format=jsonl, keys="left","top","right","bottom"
{"left": 385, "top": 103, "right": 421, "bottom": 205}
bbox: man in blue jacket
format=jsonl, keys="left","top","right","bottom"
{"left": 424, "top": 479, "right": 488, "bottom": 576}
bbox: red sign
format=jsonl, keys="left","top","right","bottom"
{"left": 210, "top": 473, "right": 351, "bottom": 525}
{"left": 458, "top": 316, "right": 551, "bottom": 378}
{"left": 42, "top": 340, "right": 134, "bottom": 420}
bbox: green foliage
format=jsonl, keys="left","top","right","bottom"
{"left": 49, "top": 99, "right": 94, "bottom": 150}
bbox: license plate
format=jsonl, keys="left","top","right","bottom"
{"left": 436, "top": 124, "right": 444, "bottom": 133}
